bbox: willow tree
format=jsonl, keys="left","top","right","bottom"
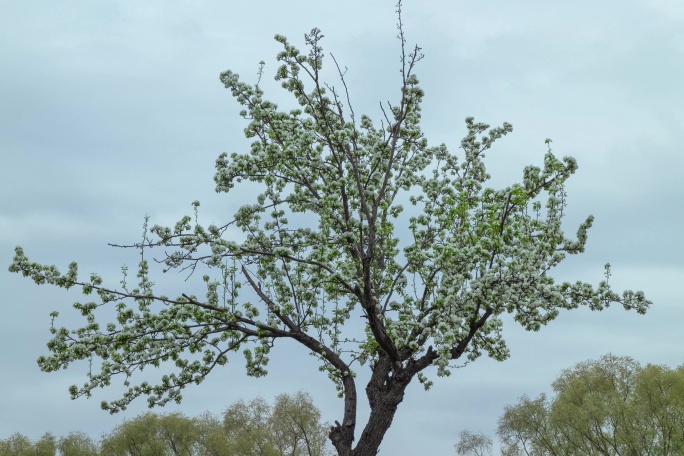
{"left": 9, "top": 4, "right": 650, "bottom": 455}
{"left": 497, "top": 355, "right": 684, "bottom": 455}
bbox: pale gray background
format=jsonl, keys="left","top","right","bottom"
{"left": 1, "top": 1, "right": 682, "bottom": 454}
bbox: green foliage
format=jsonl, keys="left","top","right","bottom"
{"left": 100, "top": 412, "right": 197, "bottom": 456}
{"left": 0, "top": 433, "right": 35, "bottom": 456}
{"left": 35, "top": 433, "right": 57, "bottom": 456}
{"left": 193, "top": 412, "right": 230, "bottom": 456}
{"left": 221, "top": 397, "right": 278, "bottom": 455}
{"left": 206, "top": 392, "right": 331, "bottom": 456}
{"left": 1, "top": 392, "right": 329, "bottom": 456}
{"left": 100, "top": 392, "right": 332, "bottom": 455}
{"left": 454, "top": 429, "right": 493, "bottom": 456}
{"left": 271, "top": 391, "right": 330, "bottom": 456}
{"left": 8, "top": 2, "right": 651, "bottom": 454}
{"left": 497, "top": 354, "right": 684, "bottom": 455}
{"left": 57, "top": 432, "right": 99, "bottom": 456}
{"left": 0, "top": 432, "right": 58, "bottom": 456}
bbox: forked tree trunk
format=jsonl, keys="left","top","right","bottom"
{"left": 330, "top": 355, "right": 414, "bottom": 456}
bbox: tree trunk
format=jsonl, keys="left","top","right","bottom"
{"left": 337, "top": 354, "right": 413, "bottom": 456}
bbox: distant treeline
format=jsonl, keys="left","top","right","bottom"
{"left": 1, "top": 391, "right": 332, "bottom": 456}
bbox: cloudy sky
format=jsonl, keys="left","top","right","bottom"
{"left": 1, "top": 0, "right": 683, "bottom": 454}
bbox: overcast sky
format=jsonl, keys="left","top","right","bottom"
{"left": 1, "top": 1, "right": 683, "bottom": 454}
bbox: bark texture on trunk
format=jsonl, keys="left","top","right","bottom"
{"left": 329, "top": 375, "right": 358, "bottom": 456}
{"left": 330, "top": 354, "right": 414, "bottom": 456}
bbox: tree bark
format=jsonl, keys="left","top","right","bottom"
{"left": 329, "top": 375, "right": 358, "bottom": 456}
{"left": 349, "top": 354, "right": 413, "bottom": 456}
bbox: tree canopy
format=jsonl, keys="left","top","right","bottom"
{"left": 497, "top": 354, "right": 684, "bottom": 455}
{"left": 9, "top": 3, "right": 650, "bottom": 455}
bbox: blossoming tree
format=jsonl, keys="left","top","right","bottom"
{"left": 9, "top": 5, "right": 650, "bottom": 455}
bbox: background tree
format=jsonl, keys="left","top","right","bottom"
{"left": 497, "top": 354, "right": 684, "bottom": 455}
{"left": 0, "top": 433, "right": 34, "bottom": 456}
{"left": 98, "top": 391, "right": 330, "bottom": 456}
{"left": 454, "top": 429, "right": 493, "bottom": 456}
{"left": 269, "top": 391, "right": 331, "bottom": 456}
{"left": 496, "top": 394, "right": 560, "bottom": 455}
{"left": 100, "top": 413, "right": 163, "bottom": 455}
{"left": 8, "top": 2, "right": 651, "bottom": 455}
{"left": 35, "top": 433, "right": 57, "bottom": 456}
{"left": 213, "top": 392, "right": 331, "bottom": 456}
{"left": 57, "top": 431, "right": 99, "bottom": 456}
{"left": 0, "top": 432, "right": 58, "bottom": 456}
{"left": 194, "top": 412, "right": 231, "bottom": 456}
{"left": 156, "top": 413, "right": 198, "bottom": 456}
{"left": 221, "top": 396, "right": 278, "bottom": 456}
{"left": 100, "top": 412, "right": 197, "bottom": 456}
